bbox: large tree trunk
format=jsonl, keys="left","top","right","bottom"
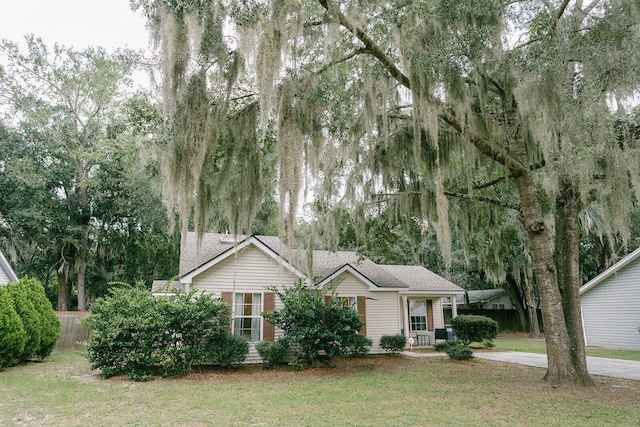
{"left": 514, "top": 170, "right": 584, "bottom": 384}
{"left": 56, "top": 262, "right": 70, "bottom": 311}
{"left": 76, "top": 171, "right": 89, "bottom": 311}
{"left": 555, "top": 177, "right": 594, "bottom": 385}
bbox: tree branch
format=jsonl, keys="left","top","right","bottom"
{"left": 317, "top": 0, "right": 411, "bottom": 89}
{"left": 315, "top": 48, "right": 370, "bottom": 75}
{"left": 373, "top": 190, "right": 520, "bottom": 211}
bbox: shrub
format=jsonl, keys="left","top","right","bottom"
{"left": 256, "top": 340, "right": 288, "bottom": 369}
{"left": 380, "top": 334, "right": 407, "bottom": 354}
{"left": 0, "top": 286, "right": 26, "bottom": 368}
{"left": 346, "top": 334, "right": 373, "bottom": 357}
{"left": 20, "top": 277, "right": 60, "bottom": 358}
{"left": 83, "top": 288, "right": 245, "bottom": 380}
{"left": 6, "top": 281, "right": 41, "bottom": 361}
{"left": 263, "top": 279, "right": 370, "bottom": 369}
{"left": 207, "top": 334, "right": 249, "bottom": 369}
{"left": 451, "top": 315, "right": 498, "bottom": 347}
{"left": 444, "top": 341, "right": 473, "bottom": 360}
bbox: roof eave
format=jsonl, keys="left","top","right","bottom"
{"left": 579, "top": 245, "right": 640, "bottom": 295}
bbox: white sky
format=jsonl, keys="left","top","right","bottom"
{"left": 0, "top": 0, "right": 150, "bottom": 52}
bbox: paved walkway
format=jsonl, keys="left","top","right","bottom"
{"left": 403, "top": 350, "right": 640, "bottom": 381}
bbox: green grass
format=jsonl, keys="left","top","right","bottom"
{"left": 0, "top": 351, "right": 638, "bottom": 426}
{"left": 492, "top": 335, "right": 640, "bottom": 361}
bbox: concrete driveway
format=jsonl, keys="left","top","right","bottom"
{"left": 473, "top": 351, "right": 640, "bottom": 381}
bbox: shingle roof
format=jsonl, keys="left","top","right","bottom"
{"left": 465, "top": 288, "right": 506, "bottom": 303}
{"left": 380, "top": 264, "right": 464, "bottom": 293}
{"left": 179, "top": 232, "right": 463, "bottom": 293}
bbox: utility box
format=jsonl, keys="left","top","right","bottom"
{"left": 445, "top": 324, "right": 454, "bottom": 341}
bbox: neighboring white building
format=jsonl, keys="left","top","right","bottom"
{"left": 153, "top": 233, "right": 465, "bottom": 363}
{"left": 0, "top": 249, "right": 19, "bottom": 285}
{"left": 580, "top": 247, "right": 640, "bottom": 350}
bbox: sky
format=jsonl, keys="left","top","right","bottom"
{"left": 0, "top": 0, "right": 150, "bottom": 52}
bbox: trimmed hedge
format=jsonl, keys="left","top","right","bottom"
{"left": 0, "top": 286, "right": 26, "bottom": 368}
{"left": 451, "top": 315, "right": 498, "bottom": 347}
{"left": 256, "top": 340, "right": 288, "bottom": 369}
{"left": 380, "top": 334, "right": 407, "bottom": 354}
{"left": 0, "top": 277, "right": 61, "bottom": 368}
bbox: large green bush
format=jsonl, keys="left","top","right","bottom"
{"left": 0, "top": 286, "right": 26, "bottom": 368}
{"left": 20, "top": 277, "right": 60, "bottom": 358}
{"left": 380, "top": 334, "right": 407, "bottom": 354}
{"left": 263, "top": 279, "right": 370, "bottom": 369}
{"left": 451, "top": 315, "right": 499, "bottom": 347}
{"left": 84, "top": 288, "right": 245, "bottom": 380}
{"left": 6, "top": 281, "right": 41, "bottom": 361}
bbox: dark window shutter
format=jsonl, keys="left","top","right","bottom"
{"left": 357, "top": 296, "right": 366, "bottom": 336}
{"left": 262, "top": 292, "right": 276, "bottom": 342}
{"left": 427, "top": 300, "right": 434, "bottom": 331}
{"left": 324, "top": 295, "right": 331, "bottom": 304}
{"left": 221, "top": 292, "right": 233, "bottom": 334}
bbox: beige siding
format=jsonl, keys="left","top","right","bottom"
{"left": 330, "top": 273, "right": 402, "bottom": 354}
{"left": 581, "top": 262, "right": 640, "bottom": 350}
{"left": 191, "top": 245, "right": 300, "bottom": 361}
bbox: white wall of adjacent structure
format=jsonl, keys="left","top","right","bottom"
{"left": 581, "top": 261, "right": 640, "bottom": 350}
{"left": 330, "top": 273, "right": 402, "bottom": 354}
{"left": 0, "top": 266, "right": 10, "bottom": 285}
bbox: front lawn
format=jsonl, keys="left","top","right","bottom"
{"left": 0, "top": 351, "right": 638, "bottom": 426}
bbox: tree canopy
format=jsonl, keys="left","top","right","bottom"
{"left": 134, "top": 0, "right": 640, "bottom": 385}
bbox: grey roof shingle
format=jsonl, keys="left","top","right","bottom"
{"left": 179, "top": 232, "right": 463, "bottom": 292}
{"left": 379, "top": 264, "right": 464, "bottom": 293}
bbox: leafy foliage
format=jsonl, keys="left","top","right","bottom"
{"left": 84, "top": 288, "right": 246, "bottom": 380}
{"left": 263, "top": 279, "right": 370, "bottom": 369}
{"left": 451, "top": 315, "right": 499, "bottom": 347}
{"left": 444, "top": 341, "right": 474, "bottom": 361}
{"left": 256, "top": 340, "right": 288, "bottom": 369}
{"left": 380, "top": 334, "right": 407, "bottom": 354}
{"left": 19, "top": 277, "right": 61, "bottom": 359}
{"left": 5, "top": 281, "right": 41, "bottom": 361}
{"left": 0, "top": 286, "right": 26, "bottom": 368}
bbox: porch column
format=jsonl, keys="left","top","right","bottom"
{"left": 402, "top": 296, "right": 410, "bottom": 342}
{"left": 451, "top": 296, "right": 458, "bottom": 318}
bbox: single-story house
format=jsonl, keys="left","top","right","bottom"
{"left": 0, "top": 249, "right": 19, "bottom": 285}
{"left": 464, "top": 288, "right": 514, "bottom": 310}
{"left": 580, "top": 246, "right": 640, "bottom": 350}
{"left": 153, "top": 233, "right": 465, "bottom": 362}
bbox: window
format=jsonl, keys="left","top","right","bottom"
{"left": 409, "top": 299, "right": 427, "bottom": 331}
{"left": 234, "top": 293, "right": 262, "bottom": 342}
{"left": 491, "top": 303, "right": 505, "bottom": 310}
{"left": 340, "top": 296, "right": 357, "bottom": 309}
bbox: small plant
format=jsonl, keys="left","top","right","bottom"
{"left": 207, "top": 334, "right": 249, "bottom": 369}
{"left": 451, "top": 315, "right": 498, "bottom": 348}
{"left": 347, "top": 334, "right": 373, "bottom": 357}
{"left": 380, "top": 334, "right": 407, "bottom": 354}
{"left": 256, "top": 340, "right": 288, "bottom": 369}
{"left": 445, "top": 341, "right": 473, "bottom": 361}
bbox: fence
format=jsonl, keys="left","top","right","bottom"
{"left": 445, "top": 308, "right": 544, "bottom": 332}
{"left": 54, "top": 311, "right": 91, "bottom": 352}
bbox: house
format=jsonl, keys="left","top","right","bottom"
{"left": 152, "top": 233, "right": 465, "bottom": 362}
{"left": 464, "top": 289, "right": 514, "bottom": 310}
{"left": 0, "top": 249, "right": 19, "bottom": 285}
{"left": 580, "top": 246, "right": 640, "bottom": 350}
